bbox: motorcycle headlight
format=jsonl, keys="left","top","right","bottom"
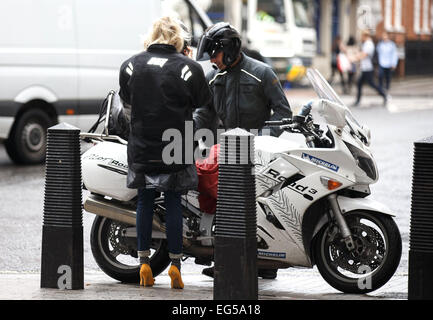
{"left": 344, "top": 142, "right": 377, "bottom": 181}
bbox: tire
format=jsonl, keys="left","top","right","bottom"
{"left": 6, "top": 108, "right": 53, "bottom": 164}
{"left": 90, "top": 216, "right": 171, "bottom": 283}
{"left": 313, "top": 210, "right": 402, "bottom": 294}
{"left": 4, "top": 138, "right": 20, "bottom": 163}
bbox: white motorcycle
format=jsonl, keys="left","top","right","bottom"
{"left": 81, "top": 69, "right": 401, "bottom": 294}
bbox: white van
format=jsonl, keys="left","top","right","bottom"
{"left": 204, "top": 0, "right": 317, "bottom": 81}
{"left": 0, "top": 0, "right": 211, "bottom": 164}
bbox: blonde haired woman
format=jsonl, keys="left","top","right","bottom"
{"left": 119, "top": 17, "right": 211, "bottom": 289}
{"left": 143, "top": 16, "right": 184, "bottom": 51}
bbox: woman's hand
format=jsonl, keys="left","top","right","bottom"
{"left": 183, "top": 46, "right": 193, "bottom": 58}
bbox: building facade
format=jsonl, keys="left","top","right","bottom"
{"left": 376, "top": 0, "right": 433, "bottom": 75}
{"left": 313, "top": 0, "right": 433, "bottom": 77}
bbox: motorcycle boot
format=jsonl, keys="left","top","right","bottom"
{"left": 258, "top": 269, "right": 277, "bottom": 279}
{"left": 202, "top": 266, "right": 214, "bottom": 278}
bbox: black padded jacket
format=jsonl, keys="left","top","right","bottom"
{"left": 119, "top": 44, "right": 211, "bottom": 188}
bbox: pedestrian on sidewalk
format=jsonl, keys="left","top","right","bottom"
{"left": 352, "top": 30, "right": 387, "bottom": 107}
{"left": 119, "top": 17, "right": 212, "bottom": 289}
{"left": 344, "top": 36, "right": 359, "bottom": 94}
{"left": 376, "top": 31, "right": 398, "bottom": 93}
{"left": 329, "top": 35, "right": 348, "bottom": 94}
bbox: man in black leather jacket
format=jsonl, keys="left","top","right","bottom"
{"left": 194, "top": 22, "right": 293, "bottom": 280}
{"left": 194, "top": 22, "right": 292, "bottom": 141}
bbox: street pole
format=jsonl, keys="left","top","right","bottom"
{"left": 214, "top": 128, "right": 257, "bottom": 300}
{"left": 408, "top": 136, "right": 433, "bottom": 299}
{"left": 40, "top": 123, "right": 84, "bottom": 289}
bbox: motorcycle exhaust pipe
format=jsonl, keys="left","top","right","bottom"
{"left": 84, "top": 195, "right": 137, "bottom": 225}
{"left": 84, "top": 195, "right": 189, "bottom": 245}
{"left": 84, "top": 195, "right": 200, "bottom": 248}
{"left": 84, "top": 195, "right": 164, "bottom": 230}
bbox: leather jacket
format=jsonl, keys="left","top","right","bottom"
{"left": 193, "top": 53, "right": 292, "bottom": 139}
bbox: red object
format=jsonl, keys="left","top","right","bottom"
{"left": 195, "top": 144, "right": 220, "bottom": 214}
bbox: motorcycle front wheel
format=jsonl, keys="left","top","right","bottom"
{"left": 313, "top": 210, "right": 402, "bottom": 294}
{"left": 90, "top": 216, "right": 171, "bottom": 283}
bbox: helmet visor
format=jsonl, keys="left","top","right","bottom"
{"left": 196, "top": 35, "right": 212, "bottom": 61}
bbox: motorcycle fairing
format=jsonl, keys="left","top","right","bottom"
{"left": 256, "top": 168, "right": 353, "bottom": 267}
{"left": 311, "top": 195, "right": 396, "bottom": 242}
{"left": 253, "top": 128, "right": 356, "bottom": 267}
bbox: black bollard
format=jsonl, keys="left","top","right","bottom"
{"left": 408, "top": 136, "right": 433, "bottom": 299}
{"left": 40, "top": 123, "right": 83, "bottom": 289}
{"left": 214, "top": 128, "right": 257, "bottom": 300}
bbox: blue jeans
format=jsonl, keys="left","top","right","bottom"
{"left": 355, "top": 71, "right": 387, "bottom": 105}
{"left": 379, "top": 67, "right": 392, "bottom": 92}
{"left": 136, "top": 188, "right": 183, "bottom": 255}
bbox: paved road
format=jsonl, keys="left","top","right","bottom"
{"left": 0, "top": 98, "right": 432, "bottom": 298}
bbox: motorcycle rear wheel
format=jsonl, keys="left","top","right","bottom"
{"left": 314, "top": 210, "right": 402, "bottom": 294}
{"left": 90, "top": 216, "right": 171, "bottom": 283}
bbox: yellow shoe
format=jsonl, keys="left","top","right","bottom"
{"left": 168, "top": 265, "right": 184, "bottom": 289}
{"left": 139, "top": 264, "right": 154, "bottom": 287}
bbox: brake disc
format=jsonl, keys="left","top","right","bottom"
{"left": 108, "top": 221, "right": 132, "bottom": 255}
{"left": 328, "top": 221, "right": 385, "bottom": 274}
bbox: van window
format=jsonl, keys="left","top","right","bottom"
{"left": 293, "top": 0, "right": 314, "bottom": 28}
{"left": 189, "top": 8, "right": 206, "bottom": 45}
{"left": 256, "top": 0, "right": 286, "bottom": 24}
{"left": 162, "top": 0, "right": 189, "bottom": 22}
{"left": 162, "top": 0, "right": 206, "bottom": 46}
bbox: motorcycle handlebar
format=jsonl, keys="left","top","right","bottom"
{"left": 264, "top": 118, "right": 292, "bottom": 126}
{"left": 280, "top": 123, "right": 299, "bottom": 130}
{"left": 264, "top": 102, "right": 328, "bottom": 148}
{"left": 266, "top": 102, "right": 312, "bottom": 128}
{"left": 80, "top": 133, "right": 128, "bottom": 145}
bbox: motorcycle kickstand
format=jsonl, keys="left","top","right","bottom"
{"left": 327, "top": 194, "right": 355, "bottom": 251}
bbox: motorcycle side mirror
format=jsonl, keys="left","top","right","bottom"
{"left": 316, "top": 99, "right": 346, "bottom": 129}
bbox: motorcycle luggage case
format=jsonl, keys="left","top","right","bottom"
{"left": 82, "top": 141, "right": 137, "bottom": 201}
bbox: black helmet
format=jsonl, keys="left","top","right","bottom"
{"left": 196, "top": 22, "right": 242, "bottom": 66}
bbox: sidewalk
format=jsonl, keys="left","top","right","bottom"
{"left": 384, "top": 75, "right": 433, "bottom": 98}
{"left": 288, "top": 75, "right": 433, "bottom": 98}
{"left": 0, "top": 268, "right": 408, "bottom": 300}
{"left": 285, "top": 75, "right": 433, "bottom": 113}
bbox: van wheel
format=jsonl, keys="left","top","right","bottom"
{"left": 6, "top": 109, "right": 53, "bottom": 164}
